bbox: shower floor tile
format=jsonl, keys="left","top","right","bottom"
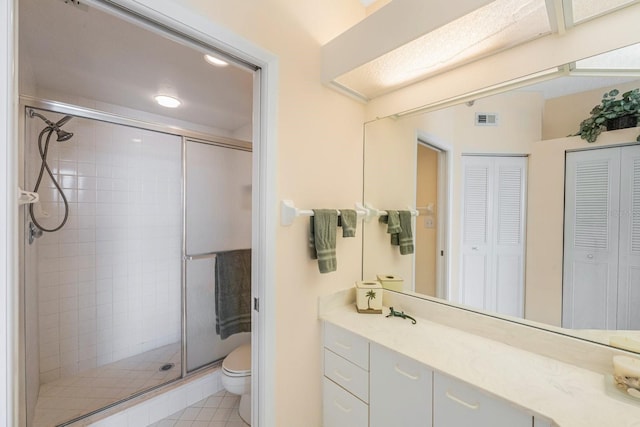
{"left": 150, "top": 390, "right": 249, "bottom": 427}
{"left": 33, "top": 342, "right": 181, "bottom": 427}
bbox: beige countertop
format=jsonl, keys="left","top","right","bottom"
{"left": 320, "top": 301, "right": 640, "bottom": 427}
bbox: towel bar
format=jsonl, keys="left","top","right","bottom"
{"left": 363, "top": 203, "right": 419, "bottom": 222}
{"left": 280, "top": 200, "right": 368, "bottom": 226}
{"left": 184, "top": 248, "right": 251, "bottom": 261}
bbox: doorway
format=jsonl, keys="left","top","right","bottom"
{"left": 12, "top": 0, "right": 275, "bottom": 426}
{"left": 415, "top": 139, "right": 449, "bottom": 299}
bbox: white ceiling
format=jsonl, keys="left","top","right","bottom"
{"left": 18, "top": 0, "right": 254, "bottom": 138}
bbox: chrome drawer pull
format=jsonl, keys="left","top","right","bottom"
{"left": 333, "top": 370, "right": 352, "bottom": 382}
{"left": 445, "top": 391, "right": 480, "bottom": 410}
{"left": 334, "top": 340, "right": 352, "bottom": 350}
{"left": 394, "top": 364, "right": 419, "bottom": 380}
{"left": 333, "top": 400, "right": 352, "bottom": 413}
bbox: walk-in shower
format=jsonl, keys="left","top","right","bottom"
{"left": 21, "top": 102, "right": 252, "bottom": 426}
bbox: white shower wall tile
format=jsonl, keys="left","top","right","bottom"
{"left": 28, "top": 115, "right": 183, "bottom": 384}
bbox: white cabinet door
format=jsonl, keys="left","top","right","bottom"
{"left": 323, "top": 377, "right": 368, "bottom": 427}
{"left": 563, "top": 146, "right": 640, "bottom": 330}
{"left": 324, "top": 349, "right": 369, "bottom": 403}
{"left": 433, "top": 372, "right": 531, "bottom": 427}
{"left": 460, "top": 156, "right": 527, "bottom": 317}
{"left": 617, "top": 145, "right": 640, "bottom": 330}
{"left": 324, "top": 323, "right": 369, "bottom": 370}
{"left": 563, "top": 148, "right": 620, "bottom": 329}
{"left": 369, "top": 343, "right": 433, "bottom": 427}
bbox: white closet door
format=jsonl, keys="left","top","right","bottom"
{"left": 563, "top": 148, "right": 620, "bottom": 329}
{"left": 460, "top": 156, "right": 526, "bottom": 316}
{"left": 461, "top": 157, "right": 492, "bottom": 310}
{"left": 617, "top": 145, "right": 640, "bottom": 330}
{"left": 492, "top": 157, "right": 527, "bottom": 317}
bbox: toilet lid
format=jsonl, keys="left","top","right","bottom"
{"left": 222, "top": 343, "right": 251, "bottom": 374}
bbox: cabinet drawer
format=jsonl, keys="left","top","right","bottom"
{"left": 433, "top": 372, "right": 532, "bottom": 427}
{"left": 324, "top": 349, "right": 369, "bottom": 402}
{"left": 323, "top": 377, "right": 368, "bottom": 427}
{"left": 370, "top": 343, "right": 433, "bottom": 427}
{"left": 324, "top": 322, "right": 369, "bottom": 370}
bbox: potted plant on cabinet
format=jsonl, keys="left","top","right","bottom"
{"left": 575, "top": 88, "right": 640, "bottom": 143}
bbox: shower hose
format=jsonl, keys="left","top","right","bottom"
{"left": 29, "top": 125, "right": 69, "bottom": 232}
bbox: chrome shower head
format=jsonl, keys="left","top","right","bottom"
{"left": 29, "top": 110, "right": 74, "bottom": 142}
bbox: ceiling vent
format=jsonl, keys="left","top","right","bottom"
{"left": 475, "top": 113, "right": 499, "bottom": 126}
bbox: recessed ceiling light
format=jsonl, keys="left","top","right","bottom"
{"left": 154, "top": 95, "right": 181, "bottom": 108}
{"left": 204, "top": 54, "right": 229, "bottom": 67}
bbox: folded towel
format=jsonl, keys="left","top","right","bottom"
{"left": 397, "top": 210, "right": 414, "bottom": 255}
{"left": 215, "top": 249, "right": 252, "bottom": 339}
{"left": 379, "top": 210, "right": 401, "bottom": 234}
{"left": 310, "top": 209, "right": 338, "bottom": 273}
{"left": 338, "top": 209, "right": 358, "bottom": 237}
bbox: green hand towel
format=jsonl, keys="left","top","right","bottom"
{"left": 378, "top": 210, "right": 401, "bottom": 234}
{"left": 310, "top": 209, "right": 338, "bottom": 273}
{"left": 397, "top": 210, "right": 414, "bottom": 255}
{"left": 339, "top": 209, "right": 358, "bottom": 237}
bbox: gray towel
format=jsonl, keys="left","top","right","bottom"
{"left": 215, "top": 249, "right": 251, "bottom": 339}
{"left": 338, "top": 209, "right": 358, "bottom": 237}
{"left": 310, "top": 209, "right": 338, "bottom": 273}
{"left": 397, "top": 210, "right": 414, "bottom": 255}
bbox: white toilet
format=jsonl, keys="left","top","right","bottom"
{"left": 221, "top": 343, "right": 251, "bottom": 424}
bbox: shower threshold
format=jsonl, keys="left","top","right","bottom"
{"left": 32, "top": 342, "right": 181, "bottom": 427}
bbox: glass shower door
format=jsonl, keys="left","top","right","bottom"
{"left": 184, "top": 140, "right": 252, "bottom": 372}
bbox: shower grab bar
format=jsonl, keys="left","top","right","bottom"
{"left": 184, "top": 248, "right": 251, "bottom": 261}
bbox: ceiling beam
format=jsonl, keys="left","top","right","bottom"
{"left": 321, "top": 0, "right": 494, "bottom": 85}
{"left": 546, "top": 0, "right": 567, "bottom": 34}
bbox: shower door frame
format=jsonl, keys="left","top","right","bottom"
{"left": 3, "top": 1, "right": 279, "bottom": 426}
{"left": 20, "top": 97, "right": 252, "bottom": 424}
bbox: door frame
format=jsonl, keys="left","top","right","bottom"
{"left": 1, "top": 1, "right": 279, "bottom": 426}
{"left": 416, "top": 132, "right": 452, "bottom": 300}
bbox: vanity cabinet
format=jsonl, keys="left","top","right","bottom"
{"left": 322, "top": 321, "right": 549, "bottom": 427}
{"left": 323, "top": 324, "right": 369, "bottom": 427}
{"left": 433, "top": 372, "right": 532, "bottom": 427}
{"left": 370, "top": 343, "right": 433, "bottom": 427}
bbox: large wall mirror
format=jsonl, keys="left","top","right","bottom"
{"left": 362, "top": 42, "right": 640, "bottom": 353}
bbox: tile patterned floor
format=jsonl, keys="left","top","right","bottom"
{"left": 33, "top": 343, "right": 181, "bottom": 427}
{"left": 149, "top": 390, "right": 249, "bottom": 427}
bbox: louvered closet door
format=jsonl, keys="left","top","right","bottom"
{"left": 461, "top": 157, "right": 492, "bottom": 311}
{"left": 617, "top": 145, "right": 640, "bottom": 329}
{"left": 492, "top": 157, "right": 527, "bottom": 317}
{"left": 563, "top": 148, "right": 620, "bottom": 329}
{"left": 460, "top": 156, "right": 526, "bottom": 317}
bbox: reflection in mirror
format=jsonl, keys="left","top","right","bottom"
{"left": 363, "top": 44, "right": 640, "bottom": 352}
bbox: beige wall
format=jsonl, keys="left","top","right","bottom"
{"left": 176, "top": 1, "right": 367, "bottom": 426}
{"left": 362, "top": 117, "right": 416, "bottom": 284}
{"left": 415, "top": 145, "right": 437, "bottom": 296}
{"left": 543, "top": 79, "right": 640, "bottom": 140}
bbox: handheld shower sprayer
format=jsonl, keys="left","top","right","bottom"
{"left": 29, "top": 109, "right": 74, "bottom": 142}
{"left": 27, "top": 109, "right": 75, "bottom": 236}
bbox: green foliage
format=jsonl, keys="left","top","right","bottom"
{"left": 576, "top": 88, "right": 640, "bottom": 143}
{"left": 366, "top": 290, "right": 376, "bottom": 309}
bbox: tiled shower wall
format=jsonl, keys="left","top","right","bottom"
{"left": 26, "top": 111, "right": 182, "bottom": 384}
